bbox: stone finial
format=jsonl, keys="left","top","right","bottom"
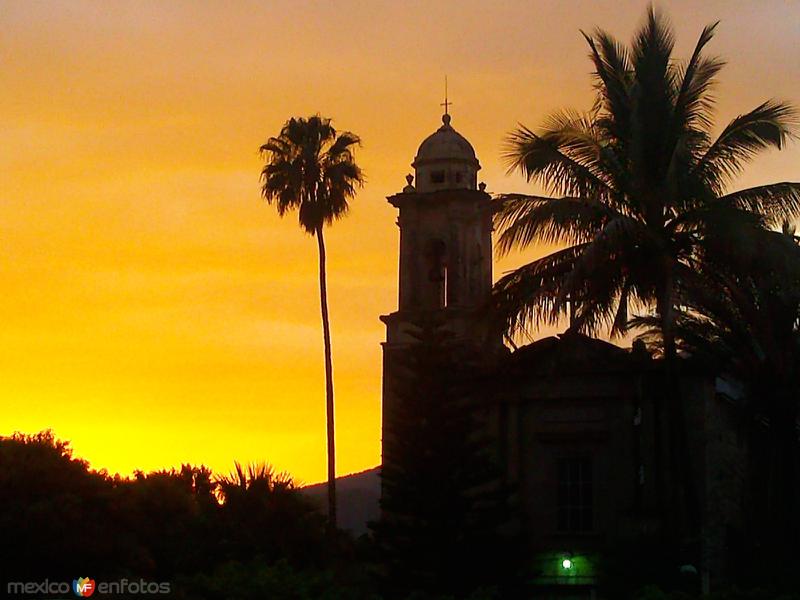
{"left": 478, "top": 182, "right": 487, "bottom": 192}
{"left": 403, "top": 173, "right": 415, "bottom": 193}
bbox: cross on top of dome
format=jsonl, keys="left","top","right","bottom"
{"left": 441, "top": 76, "right": 452, "bottom": 117}
{"left": 410, "top": 86, "right": 480, "bottom": 192}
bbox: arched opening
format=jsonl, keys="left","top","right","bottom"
{"left": 424, "top": 238, "right": 448, "bottom": 308}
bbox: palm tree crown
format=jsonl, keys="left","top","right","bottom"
{"left": 493, "top": 8, "right": 798, "bottom": 341}
{"left": 260, "top": 115, "right": 363, "bottom": 234}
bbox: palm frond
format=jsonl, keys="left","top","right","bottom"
{"left": 671, "top": 21, "right": 722, "bottom": 133}
{"left": 493, "top": 194, "right": 620, "bottom": 255}
{"left": 503, "top": 123, "right": 617, "bottom": 199}
{"left": 539, "top": 110, "right": 631, "bottom": 200}
{"left": 571, "top": 284, "right": 624, "bottom": 336}
{"left": 582, "top": 29, "right": 632, "bottom": 141}
{"left": 632, "top": 6, "right": 676, "bottom": 81}
{"left": 492, "top": 245, "right": 588, "bottom": 338}
{"left": 611, "top": 281, "right": 632, "bottom": 337}
{"left": 695, "top": 100, "right": 798, "bottom": 193}
{"left": 563, "top": 220, "right": 657, "bottom": 335}
{"left": 714, "top": 182, "right": 800, "bottom": 226}
{"left": 327, "top": 131, "right": 361, "bottom": 157}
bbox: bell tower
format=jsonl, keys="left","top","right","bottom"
{"left": 380, "top": 112, "right": 495, "bottom": 347}
{"left": 380, "top": 112, "right": 499, "bottom": 475}
{"left": 380, "top": 110, "right": 498, "bottom": 472}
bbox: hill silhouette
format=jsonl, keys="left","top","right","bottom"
{"left": 302, "top": 467, "right": 380, "bottom": 536}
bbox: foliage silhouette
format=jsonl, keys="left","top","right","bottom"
{"left": 259, "top": 115, "right": 365, "bottom": 532}
{"left": 216, "top": 462, "right": 326, "bottom": 567}
{"left": 494, "top": 8, "right": 798, "bottom": 342}
{"left": 632, "top": 226, "right": 800, "bottom": 587}
{"left": 373, "top": 319, "right": 518, "bottom": 599}
{"left": 0, "top": 431, "right": 341, "bottom": 594}
{"left": 0, "top": 431, "right": 119, "bottom": 580}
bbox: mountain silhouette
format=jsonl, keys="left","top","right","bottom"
{"left": 302, "top": 467, "right": 380, "bottom": 536}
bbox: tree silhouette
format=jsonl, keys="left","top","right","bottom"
{"left": 374, "top": 320, "right": 516, "bottom": 599}
{"left": 0, "top": 431, "right": 117, "bottom": 580}
{"left": 260, "top": 115, "right": 364, "bottom": 532}
{"left": 216, "top": 462, "right": 326, "bottom": 566}
{"left": 0, "top": 431, "right": 345, "bottom": 593}
{"left": 633, "top": 226, "right": 800, "bottom": 584}
{"left": 114, "top": 464, "right": 220, "bottom": 577}
{"left": 492, "top": 5, "right": 798, "bottom": 537}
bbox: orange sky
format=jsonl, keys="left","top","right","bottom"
{"left": 2, "top": 0, "right": 798, "bottom": 483}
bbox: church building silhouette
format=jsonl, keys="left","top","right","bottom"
{"left": 379, "top": 110, "right": 744, "bottom": 596}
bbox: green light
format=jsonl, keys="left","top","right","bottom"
{"left": 562, "top": 558, "right": 572, "bottom": 570}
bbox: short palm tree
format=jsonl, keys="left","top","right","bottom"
{"left": 259, "top": 116, "right": 363, "bottom": 532}
{"left": 492, "top": 7, "right": 798, "bottom": 531}
{"left": 217, "top": 462, "right": 324, "bottom": 562}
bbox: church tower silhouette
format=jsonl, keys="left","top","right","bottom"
{"left": 380, "top": 110, "right": 500, "bottom": 466}
{"left": 380, "top": 111, "right": 494, "bottom": 342}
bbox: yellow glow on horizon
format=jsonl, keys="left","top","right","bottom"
{"left": 2, "top": 0, "right": 798, "bottom": 483}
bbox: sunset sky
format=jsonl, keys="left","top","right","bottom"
{"left": 2, "top": 0, "right": 799, "bottom": 483}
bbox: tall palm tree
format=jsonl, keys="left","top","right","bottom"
{"left": 259, "top": 115, "right": 364, "bottom": 532}
{"left": 492, "top": 7, "right": 798, "bottom": 531}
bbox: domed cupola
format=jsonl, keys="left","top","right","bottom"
{"left": 412, "top": 113, "right": 480, "bottom": 193}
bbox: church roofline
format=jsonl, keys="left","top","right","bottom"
{"left": 499, "top": 331, "right": 715, "bottom": 378}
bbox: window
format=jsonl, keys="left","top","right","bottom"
{"left": 557, "top": 458, "right": 593, "bottom": 532}
{"left": 430, "top": 170, "right": 445, "bottom": 184}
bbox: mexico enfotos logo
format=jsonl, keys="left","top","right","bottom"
{"left": 6, "top": 577, "right": 171, "bottom": 596}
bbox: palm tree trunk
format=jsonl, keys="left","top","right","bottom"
{"left": 316, "top": 226, "right": 337, "bottom": 533}
{"left": 660, "top": 280, "right": 700, "bottom": 540}
{"left": 661, "top": 314, "right": 683, "bottom": 524}
{"left": 661, "top": 309, "right": 680, "bottom": 530}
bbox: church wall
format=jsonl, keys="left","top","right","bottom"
{"left": 510, "top": 378, "right": 640, "bottom": 554}
{"left": 696, "top": 378, "right": 746, "bottom": 589}
{"left": 501, "top": 371, "right": 726, "bottom": 569}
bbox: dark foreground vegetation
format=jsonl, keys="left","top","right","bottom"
{"left": 0, "top": 430, "right": 363, "bottom": 599}
{"left": 1, "top": 420, "right": 797, "bottom": 600}
{"left": 0, "top": 427, "right": 502, "bottom": 600}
